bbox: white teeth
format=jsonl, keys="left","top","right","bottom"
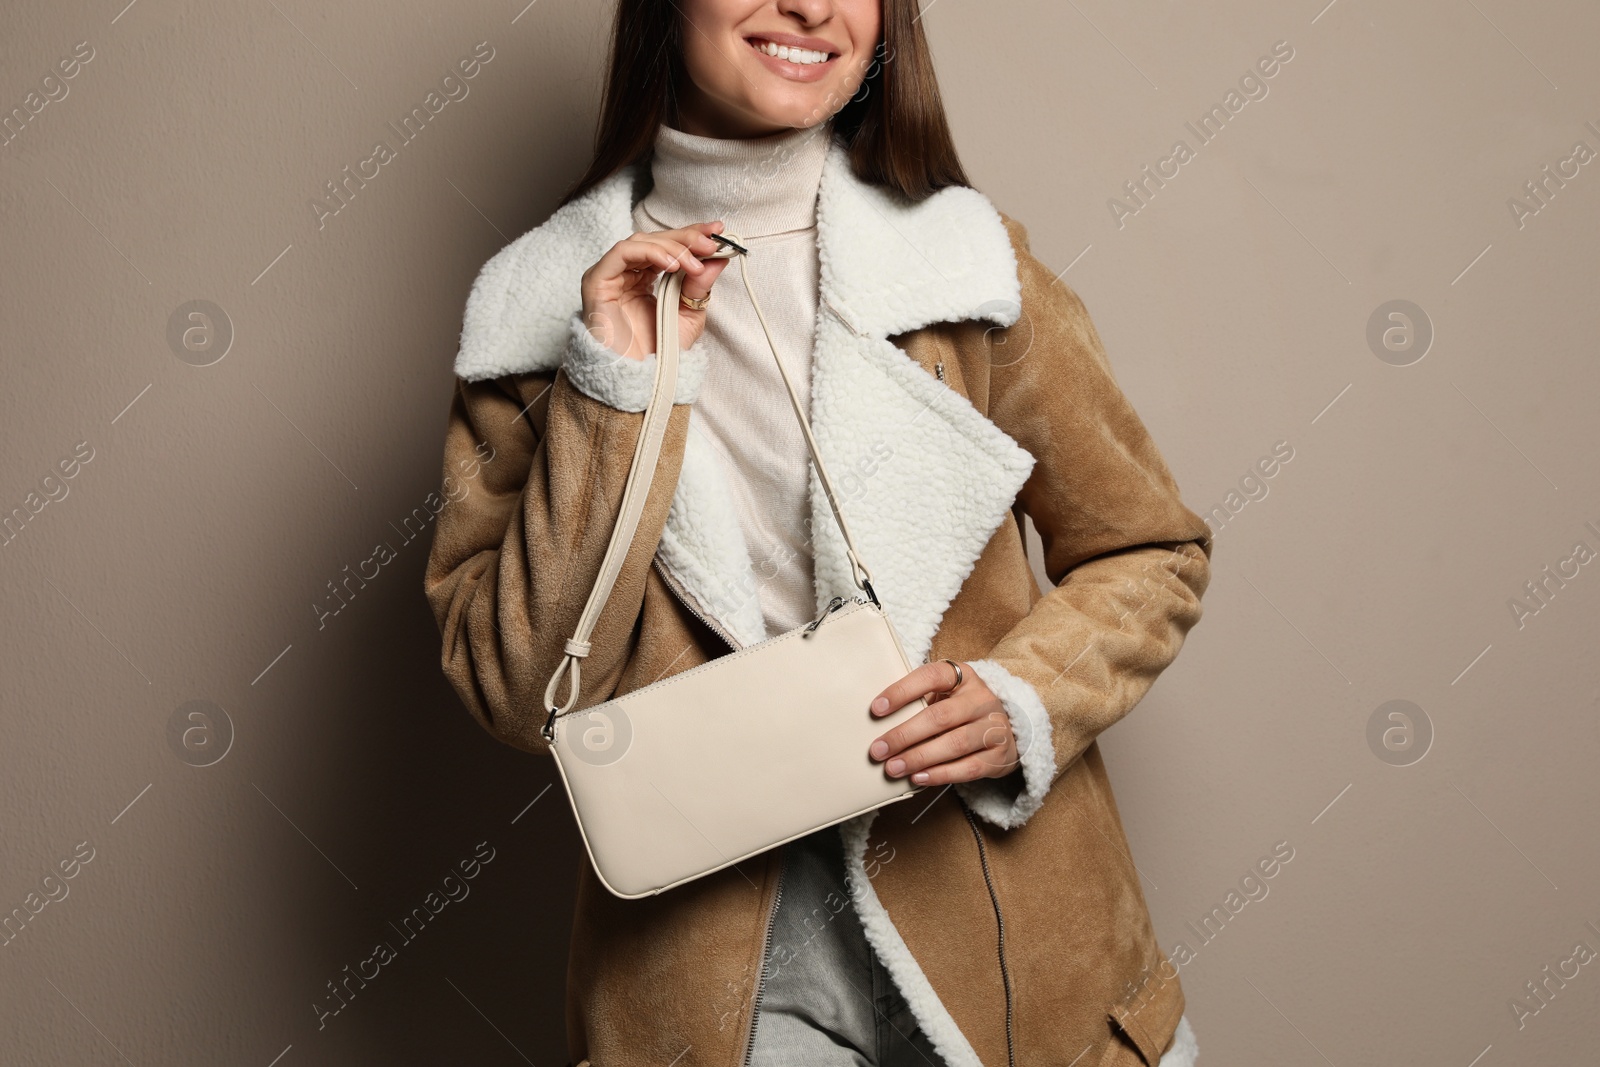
{"left": 753, "top": 39, "right": 830, "bottom": 65}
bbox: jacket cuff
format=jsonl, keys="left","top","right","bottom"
{"left": 559, "top": 313, "right": 708, "bottom": 412}
{"left": 953, "top": 658, "right": 1056, "bottom": 830}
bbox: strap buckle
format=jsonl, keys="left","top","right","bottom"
{"left": 541, "top": 653, "right": 582, "bottom": 742}
{"left": 706, "top": 232, "right": 748, "bottom": 258}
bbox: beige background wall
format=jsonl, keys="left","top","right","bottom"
{"left": 3, "top": 0, "right": 1596, "bottom": 1062}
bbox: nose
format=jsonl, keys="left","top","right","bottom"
{"left": 775, "top": 0, "right": 833, "bottom": 26}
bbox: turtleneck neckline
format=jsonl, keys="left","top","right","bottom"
{"left": 635, "top": 120, "right": 834, "bottom": 240}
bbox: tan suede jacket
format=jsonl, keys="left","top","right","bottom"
{"left": 425, "top": 141, "right": 1214, "bottom": 1067}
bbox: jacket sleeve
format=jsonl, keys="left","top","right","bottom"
{"left": 958, "top": 217, "right": 1214, "bottom": 830}
{"left": 424, "top": 315, "right": 709, "bottom": 757}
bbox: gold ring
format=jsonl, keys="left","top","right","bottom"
{"left": 679, "top": 291, "right": 710, "bottom": 311}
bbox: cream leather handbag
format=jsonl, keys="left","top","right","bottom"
{"left": 540, "top": 232, "right": 929, "bottom": 899}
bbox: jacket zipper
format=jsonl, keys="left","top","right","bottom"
{"left": 652, "top": 555, "right": 873, "bottom": 1064}
{"left": 651, "top": 555, "right": 743, "bottom": 652}
{"left": 650, "top": 554, "right": 788, "bottom": 1065}
{"left": 962, "top": 801, "right": 1016, "bottom": 1067}
{"left": 934, "top": 360, "right": 947, "bottom": 382}
{"left": 739, "top": 846, "right": 787, "bottom": 1067}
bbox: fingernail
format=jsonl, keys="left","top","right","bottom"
{"left": 870, "top": 697, "right": 889, "bottom": 713}
{"left": 911, "top": 772, "right": 929, "bottom": 784}
{"left": 870, "top": 740, "right": 888, "bottom": 760}
{"left": 887, "top": 758, "right": 905, "bottom": 776}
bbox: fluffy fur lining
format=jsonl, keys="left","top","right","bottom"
{"left": 454, "top": 164, "right": 644, "bottom": 382}
{"left": 452, "top": 138, "right": 1021, "bottom": 381}
{"left": 815, "top": 139, "right": 1021, "bottom": 340}
{"left": 558, "top": 313, "right": 709, "bottom": 412}
{"left": 1161, "top": 1015, "right": 1199, "bottom": 1066}
{"left": 653, "top": 408, "right": 769, "bottom": 648}
{"left": 952, "top": 658, "right": 1057, "bottom": 831}
{"left": 452, "top": 136, "right": 1033, "bottom": 669}
{"left": 837, "top": 812, "right": 984, "bottom": 1067}
{"left": 804, "top": 322, "right": 1035, "bottom": 665}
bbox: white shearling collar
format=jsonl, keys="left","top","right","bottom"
{"left": 454, "top": 136, "right": 1021, "bottom": 380}
{"left": 453, "top": 132, "right": 1035, "bottom": 671}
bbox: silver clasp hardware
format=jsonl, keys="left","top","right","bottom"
{"left": 707, "top": 232, "right": 748, "bottom": 257}
{"left": 803, "top": 596, "right": 847, "bottom": 637}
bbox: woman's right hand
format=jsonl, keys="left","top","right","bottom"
{"left": 579, "top": 221, "right": 732, "bottom": 361}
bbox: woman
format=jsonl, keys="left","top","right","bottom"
{"left": 426, "top": 1, "right": 1213, "bottom": 1064}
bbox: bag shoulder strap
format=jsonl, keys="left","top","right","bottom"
{"left": 541, "top": 235, "right": 879, "bottom": 738}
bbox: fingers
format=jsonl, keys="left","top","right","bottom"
{"left": 879, "top": 709, "right": 1018, "bottom": 786}
{"left": 867, "top": 684, "right": 985, "bottom": 766}
{"left": 678, "top": 256, "right": 731, "bottom": 305}
{"left": 577, "top": 222, "right": 729, "bottom": 359}
{"left": 591, "top": 223, "right": 727, "bottom": 286}
{"left": 600, "top": 235, "right": 702, "bottom": 281}
{"left": 645, "top": 222, "right": 725, "bottom": 268}
{"left": 865, "top": 660, "right": 1019, "bottom": 785}
{"left": 905, "top": 747, "right": 1019, "bottom": 788}
{"left": 868, "top": 659, "right": 963, "bottom": 718}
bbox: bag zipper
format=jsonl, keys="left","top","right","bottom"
{"left": 962, "top": 801, "right": 1016, "bottom": 1067}
{"left": 802, "top": 594, "right": 870, "bottom": 635}
{"left": 652, "top": 556, "right": 867, "bottom": 651}
{"left": 804, "top": 595, "right": 848, "bottom": 635}
{"left": 739, "top": 844, "right": 787, "bottom": 1067}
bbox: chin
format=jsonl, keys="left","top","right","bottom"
{"left": 737, "top": 89, "right": 845, "bottom": 132}
{"left": 757, "top": 108, "right": 831, "bottom": 131}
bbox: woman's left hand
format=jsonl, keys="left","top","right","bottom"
{"left": 867, "top": 660, "right": 1018, "bottom": 786}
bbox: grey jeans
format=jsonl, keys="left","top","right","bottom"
{"left": 748, "top": 825, "right": 948, "bottom": 1067}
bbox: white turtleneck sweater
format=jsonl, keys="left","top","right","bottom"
{"left": 633, "top": 121, "right": 833, "bottom": 639}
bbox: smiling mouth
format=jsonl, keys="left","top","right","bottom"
{"left": 745, "top": 37, "right": 838, "bottom": 66}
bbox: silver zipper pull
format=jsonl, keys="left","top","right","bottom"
{"left": 803, "top": 596, "right": 847, "bottom": 636}
{"left": 934, "top": 360, "right": 946, "bottom": 382}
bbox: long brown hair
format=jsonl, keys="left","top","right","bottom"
{"left": 555, "top": 0, "right": 972, "bottom": 209}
